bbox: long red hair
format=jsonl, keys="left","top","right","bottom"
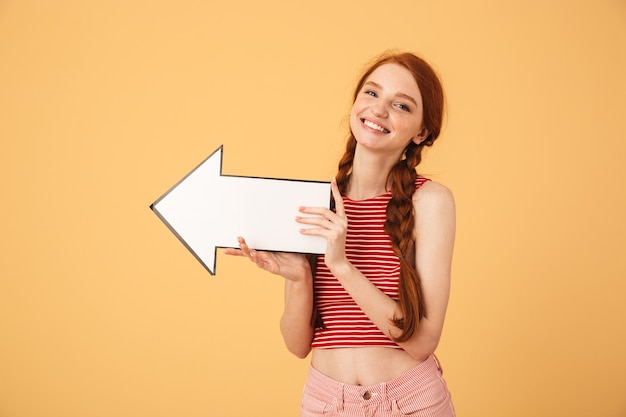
{"left": 335, "top": 52, "right": 445, "bottom": 342}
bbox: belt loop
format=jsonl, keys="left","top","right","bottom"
{"left": 335, "top": 383, "right": 344, "bottom": 411}
{"left": 381, "top": 382, "right": 391, "bottom": 412}
{"left": 433, "top": 354, "right": 444, "bottom": 374}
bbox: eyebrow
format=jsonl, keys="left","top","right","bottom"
{"left": 364, "top": 81, "right": 418, "bottom": 106}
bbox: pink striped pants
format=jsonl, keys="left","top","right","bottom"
{"left": 300, "top": 355, "right": 455, "bottom": 417}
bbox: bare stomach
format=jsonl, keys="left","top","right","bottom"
{"left": 311, "top": 346, "right": 426, "bottom": 385}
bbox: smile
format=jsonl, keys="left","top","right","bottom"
{"left": 362, "top": 118, "right": 390, "bottom": 133}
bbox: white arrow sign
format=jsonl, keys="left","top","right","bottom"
{"left": 150, "top": 146, "right": 330, "bottom": 275}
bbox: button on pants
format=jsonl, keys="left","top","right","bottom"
{"left": 300, "top": 355, "right": 455, "bottom": 417}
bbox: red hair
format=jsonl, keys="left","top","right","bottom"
{"left": 335, "top": 52, "right": 445, "bottom": 342}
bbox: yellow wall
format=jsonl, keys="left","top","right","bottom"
{"left": 1, "top": 1, "right": 625, "bottom": 416}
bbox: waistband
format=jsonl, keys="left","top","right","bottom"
{"left": 305, "top": 354, "right": 443, "bottom": 408}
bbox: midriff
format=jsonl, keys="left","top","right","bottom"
{"left": 311, "top": 346, "right": 427, "bottom": 386}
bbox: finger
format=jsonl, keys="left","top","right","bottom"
{"left": 330, "top": 177, "right": 346, "bottom": 218}
{"left": 237, "top": 237, "right": 250, "bottom": 255}
{"left": 298, "top": 206, "right": 339, "bottom": 222}
{"left": 299, "top": 227, "right": 334, "bottom": 237}
{"left": 236, "top": 236, "right": 255, "bottom": 258}
{"left": 296, "top": 215, "right": 338, "bottom": 228}
{"left": 222, "top": 248, "right": 245, "bottom": 256}
{"left": 299, "top": 229, "right": 331, "bottom": 241}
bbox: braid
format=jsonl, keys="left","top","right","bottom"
{"left": 385, "top": 142, "right": 427, "bottom": 342}
{"left": 336, "top": 136, "right": 357, "bottom": 195}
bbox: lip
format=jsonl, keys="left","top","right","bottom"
{"left": 361, "top": 117, "right": 390, "bottom": 134}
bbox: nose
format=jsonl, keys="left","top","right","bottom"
{"left": 372, "top": 100, "right": 388, "bottom": 118}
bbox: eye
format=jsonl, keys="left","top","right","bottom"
{"left": 365, "top": 90, "right": 377, "bottom": 97}
{"left": 395, "top": 103, "right": 411, "bottom": 112}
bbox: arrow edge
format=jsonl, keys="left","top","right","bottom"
{"left": 150, "top": 145, "right": 224, "bottom": 275}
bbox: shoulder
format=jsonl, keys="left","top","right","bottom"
{"left": 412, "top": 180, "right": 456, "bottom": 244}
{"left": 413, "top": 179, "right": 455, "bottom": 208}
{"left": 412, "top": 179, "right": 456, "bottom": 223}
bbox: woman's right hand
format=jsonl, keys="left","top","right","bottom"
{"left": 222, "top": 237, "right": 311, "bottom": 282}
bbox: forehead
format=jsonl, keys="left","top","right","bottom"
{"left": 364, "top": 63, "right": 421, "bottom": 99}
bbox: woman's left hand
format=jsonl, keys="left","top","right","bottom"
{"left": 297, "top": 178, "right": 351, "bottom": 276}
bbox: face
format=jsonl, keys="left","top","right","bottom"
{"left": 349, "top": 63, "right": 426, "bottom": 156}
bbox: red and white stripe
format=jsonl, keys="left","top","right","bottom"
{"left": 311, "top": 177, "right": 429, "bottom": 349}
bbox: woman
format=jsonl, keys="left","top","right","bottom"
{"left": 224, "top": 51, "right": 456, "bottom": 417}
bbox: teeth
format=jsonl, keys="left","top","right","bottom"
{"left": 363, "top": 119, "right": 389, "bottom": 133}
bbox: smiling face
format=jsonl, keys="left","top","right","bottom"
{"left": 349, "top": 63, "right": 427, "bottom": 157}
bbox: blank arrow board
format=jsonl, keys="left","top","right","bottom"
{"left": 151, "top": 145, "right": 331, "bottom": 275}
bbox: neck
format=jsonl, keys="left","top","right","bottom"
{"left": 347, "top": 146, "right": 401, "bottom": 200}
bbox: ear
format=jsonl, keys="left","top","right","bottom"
{"left": 412, "top": 128, "right": 430, "bottom": 145}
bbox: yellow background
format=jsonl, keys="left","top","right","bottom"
{"left": 1, "top": 1, "right": 625, "bottom": 416}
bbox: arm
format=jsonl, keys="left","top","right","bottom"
{"left": 298, "top": 180, "right": 455, "bottom": 361}
{"left": 280, "top": 271, "right": 314, "bottom": 358}
{"left": 398, "top": 181, "right": 455, "bottom": 358}
{"left": 223, "top": 238, "right": 315, "bottom": 358}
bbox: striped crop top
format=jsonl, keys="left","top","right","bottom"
{"left": 311, "top": 177, "right": 430, "bottom": 349}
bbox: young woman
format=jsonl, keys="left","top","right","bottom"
{"left": 224, "top": 51, "right": 456, "bottom": 417}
